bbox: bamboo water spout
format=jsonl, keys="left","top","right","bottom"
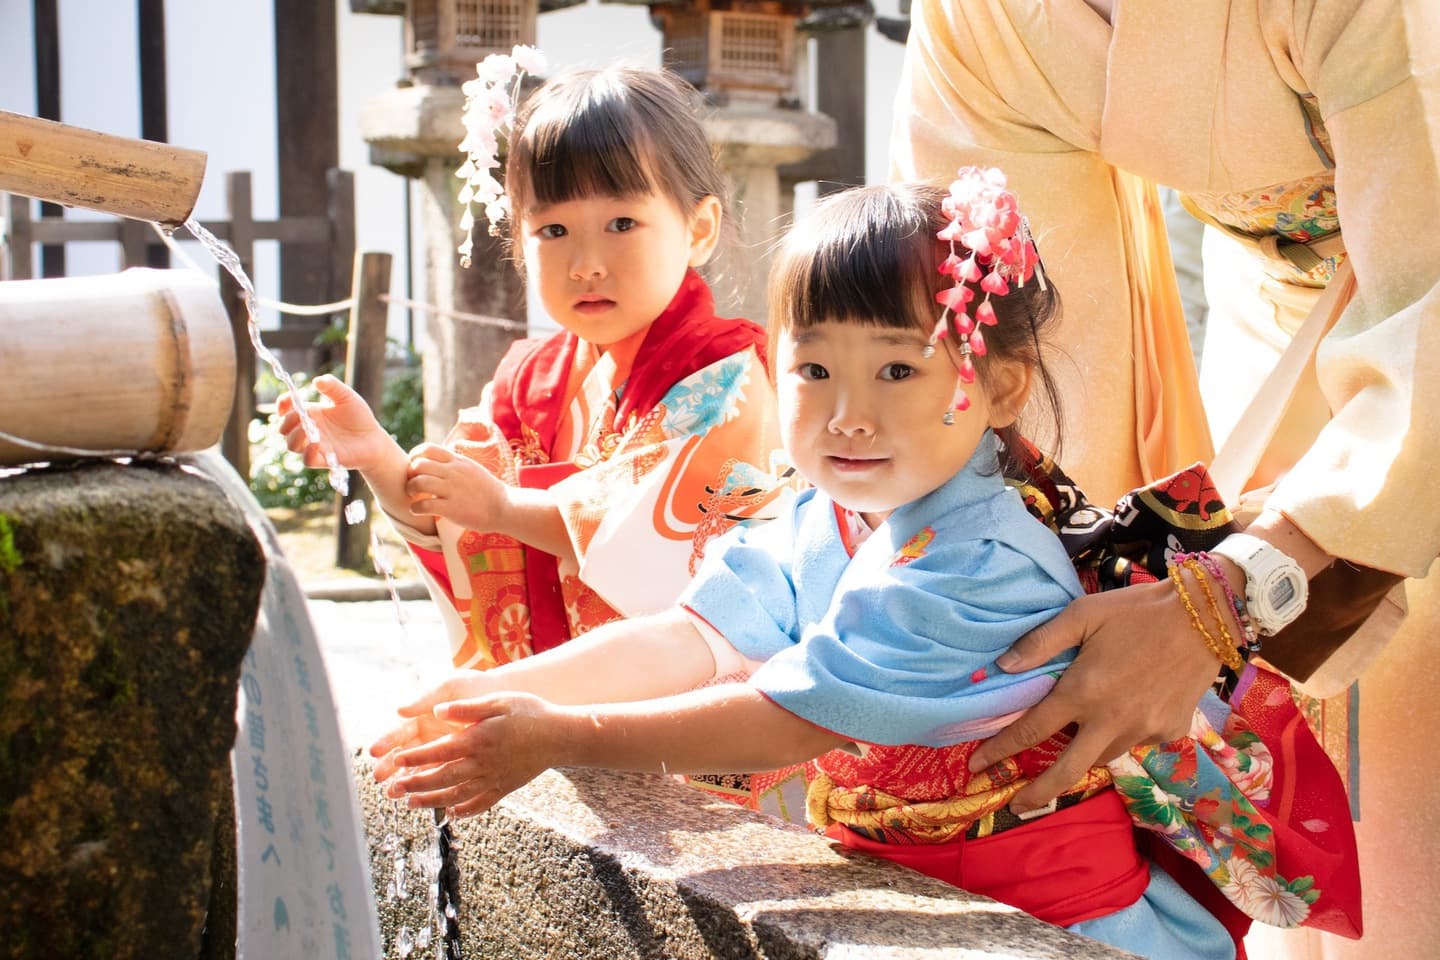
{"left": 0, "top": 110, "right": 207, "bottom": 225}
{"left": 0, "top": 269, "right": 235, "bottom": 467}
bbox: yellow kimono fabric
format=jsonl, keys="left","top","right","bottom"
{"left": 893, "top": 1, "right": 1440, "bottom": 955}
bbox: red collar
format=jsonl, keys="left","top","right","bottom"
{"left": 489, "top": 269, "right": 767, "bottom": 459}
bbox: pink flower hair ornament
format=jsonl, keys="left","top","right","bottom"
{"left": 456, "top": 44, "right": 549, "bottom": 268}
{"left": 925, "top": 166, "right": 1046, "bottom": 414}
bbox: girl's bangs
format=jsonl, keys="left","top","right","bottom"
{"left": 774, "top": 194, "right": 941, "bottom": 334}
{"left": 522, "top": 103, "right": 656, "bottom": 209}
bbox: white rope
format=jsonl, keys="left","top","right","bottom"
{"left": 150, "top": 222, "right": 356, "bottom": 317}
{"left": 380, "top": 293, "right": 529, "bottom": 332}
{"left": 256, "top": 296, "right": 355, "bottom": 316}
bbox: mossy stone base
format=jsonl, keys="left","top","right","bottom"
{"left": 0, "top": 460, "right": 264, "bottom": 960}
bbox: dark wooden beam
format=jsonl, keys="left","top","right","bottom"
{"left": 778, "top": 25, "right": 868, "bottom": 192}
{"left": 274, "top": 2, "right": 339, "bottom": 324}
{"left": 815, "top": 26, "right": 866, "bottom": 194}
{"left": 138, "top": 0, "right": 170, "bottom": 266}
{"left": 32, "top": 0, "right": 64, "bottom": 278}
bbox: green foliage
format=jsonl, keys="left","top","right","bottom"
{"left": 247, "top": 349, "right": 425, "bottom": 509}
{"left": 248, "top": 413, "right": 336, "bottom": 509}
{"left": 380, "top": 364, "right": 425, "bottom": 454}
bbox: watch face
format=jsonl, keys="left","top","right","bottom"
{"left": 1268, "top": 577, "right": 1298, "bottom": 610}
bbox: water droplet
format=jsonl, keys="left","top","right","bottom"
{"left": 416, "top": 926, "right": 432, "bottom": 949}
{"left": 394, "top": 851, "right": 409, "bottom": 898}
{"left": 444, "top": 903, "right": 458, "bottom": 920}
{"left": 396, "top": 925, "right": 414, "bottom": 957}
{"left": 344, "top": 499, "right": 368, "bottom": 524}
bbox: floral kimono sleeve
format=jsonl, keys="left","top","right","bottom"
{"left": 549, "top": 345, "right": 785, "bottom": 619}
{"left": 385, "top": 385, "right": 524, "bottom": 664}
{"left": 1109, "top": 666, "right": 1362, "bottom": 937}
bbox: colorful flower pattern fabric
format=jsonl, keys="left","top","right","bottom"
{"left": 400, "top": 271, "right": 784, "bottom": 670}
{"left": 1006, "top": 441, "right": 1362, "bottom": 938}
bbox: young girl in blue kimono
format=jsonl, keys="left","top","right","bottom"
{"left": 368, "top": 177, "right": 1357, "bottom": 959}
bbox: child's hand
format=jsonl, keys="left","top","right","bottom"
{"left": 368, "top": 670, "right": 498, "bottom": 778}
{"left": 405, "top": 442, "right": 511, "bottom": 531}
{"left": 275, "top": 374, "right": 390, "bottom": 472}
{"left": 375, "top": 692, "right": 560, "bottom": 818}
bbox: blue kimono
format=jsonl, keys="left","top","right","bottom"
{"left": 680, "top": 432, "right": 1233, "bottom": 960}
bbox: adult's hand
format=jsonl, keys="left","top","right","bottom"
{"left": 968, "top": 577, "right": 1220, "bottom": 812}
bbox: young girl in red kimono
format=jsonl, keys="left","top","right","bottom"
{"left": 367, "top": 175, "right": 1362, "bottom": 959}
{"left": 278, "top": 66, "right": 783, "bottom": 671}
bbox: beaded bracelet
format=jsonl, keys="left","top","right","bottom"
{"left": 1166, "top": 561, "right": 1247, "bottom": 671}
{"left": 1182, "top": 557, "right": 1242, "bottom": 658}
{"left": 1174, "top": 550, "right": 1262, "bottom": 658}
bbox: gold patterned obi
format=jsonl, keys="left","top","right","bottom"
{"left": 806, "top": 736, "right": 1113, "bottom": 845}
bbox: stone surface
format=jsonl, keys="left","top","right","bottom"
{"left": 0, "top": 460, "right": 265, "bottom": 960}
{"left": 354, "top": 758, "right": 1140, "bottom": 959}
{"left": 706, "top": 106, "right": 837, "bottom": 324}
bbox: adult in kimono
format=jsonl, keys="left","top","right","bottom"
{"left": 890, "top": 1, "right": 1440, "bottom": 955}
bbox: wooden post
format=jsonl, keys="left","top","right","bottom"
{"left": 4, "top": 194, "right": 33, "bottom": 281}
{"left": 336, "top": 251, "right": 393, "bottom": 570}
{"left": 274, "top": 2, "right": 339, "bottom": 332}
{"left": 138, "top": 0, "right": 171, "bottom": 268}
{"left": 814, "top": 26, "right": 866, "bottom": 195}
{"left": 777, "top": 24, "right": 867, "bottom": 195}
{"left": 33, "top": 0, "right": 64, "bottom": 278}
{"left": 219, "top": 172, "right": 256, "bottom": 480}
{"left": 322, "top": 168, "right": 357, "bottom": 371}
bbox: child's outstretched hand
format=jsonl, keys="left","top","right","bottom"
{"left": 275, "top": 374, "right": 391, "bottom": 472}
{"left": 406, "top": 442, "right": 511, "bottom": 531}
{"left": 368, "top": 670, "right": 498, "bottom": 779}
{"left": 373, "top": 692, "right": 561, "bottom": 818}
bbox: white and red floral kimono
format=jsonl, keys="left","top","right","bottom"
{"left": 394, "top": 269, "right": 784, "bottom": 670}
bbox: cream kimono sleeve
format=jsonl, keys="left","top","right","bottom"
{"left": 1264, "top": 0, "right": 1440, "bottom": 577}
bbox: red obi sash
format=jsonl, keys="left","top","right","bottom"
{"left": 484, "top": 270, "right": 768, "bottom": 650}
{"left": 828, "top": 791, "right": 1150, "bottom": 927}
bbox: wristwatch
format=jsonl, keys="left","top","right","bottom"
{"left": 1210, "top": 533, "right": 1309, "bottom": 636}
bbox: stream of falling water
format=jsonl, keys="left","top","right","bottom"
{"left": 180, "top": 218, "right": 348, "bottom": 495}
{"left": 177, "top": 218, "right": 446, "bottom": 957}
{"left": 173, "top": 218, "right": 418, "bottom": 623}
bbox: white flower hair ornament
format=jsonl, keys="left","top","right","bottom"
{"left": 925, "top": 166, "right": 1045, "bottom": 418}
{"left": 456, "top": 44, "right": 548, "bottom": 267}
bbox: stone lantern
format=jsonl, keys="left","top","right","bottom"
{"left": 653, "top": 0, "right": 806, "bottom": 107}
{"left": 355, "top": 0, "right": 579, "bottom": 439}
{"left": 403, "top": 0, "right": 540, "bottom": 85}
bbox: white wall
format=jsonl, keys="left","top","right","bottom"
{"left": 0, "top": 0, "right": 908, "bottom": 349}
